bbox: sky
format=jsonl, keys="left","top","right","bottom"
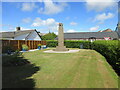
{"left": 1, "top": 0, "right": 120, "bottom": 34}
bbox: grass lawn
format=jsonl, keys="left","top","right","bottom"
{"left": 2, "top": 49, "right": 119, "bottom": 88}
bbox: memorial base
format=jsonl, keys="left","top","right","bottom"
{"left": 53, "top": 46, "right": 69, "bottom": 51}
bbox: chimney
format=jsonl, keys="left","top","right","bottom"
{"left": 16, "top": 27, "right": 20, "bottom": 31}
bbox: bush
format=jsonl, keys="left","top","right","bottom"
{"left": 41, "top": 32, "right": 57, "bottom": 40}
{"left": 2, "top": 45, "right": 15, "bottom": 53}
{"left": 38, "top": 44, "right": 41, "bottom": 47}
{"left": 2, "top": 51, "right": 30, "bottom": 66}
{"left": 91, "top": 40, "right": 120, "bottom": 74}
{"left": 46, "top": 40, "right": 91, "bottom": 49}
{"left": 22, "top": 44, "right": 28, "bottom": 51}
{"left": 46, "top": 40, "right": 58, "bottom": 47}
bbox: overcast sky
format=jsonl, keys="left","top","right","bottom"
{"left": 2, "top": 0, "right": 119, "bottom": 34}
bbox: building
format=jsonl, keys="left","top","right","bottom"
{"left": 0, "top": 27, "right": 41, "bottom": 40}
{"left": 98, "top": 29, "right": 113, "bottom": 32}
{"left": 63, "top": 23, "right": 120, "bottom": 41}
{"left": 64, "top": 32, "right": 118, "bottom": 41}
{"left": 102, "top": 29, "right": 113, "bottom": 32}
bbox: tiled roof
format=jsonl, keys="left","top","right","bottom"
{"left": 0, "top": 30, "right": 36, "bottom": 38}
{"left": 102, "top": 29, "right": 113, "bottom": 32}
{"left": 64, "top": 32, "right": 119, "bottom": 39}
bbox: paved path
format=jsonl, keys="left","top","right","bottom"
{"left": 44, "top": 49, "right": 80, "bottom": 53}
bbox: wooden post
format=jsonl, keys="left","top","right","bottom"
{"left": 35, "top": 41, "right": 36, "bottom": 49}
{"left": 29, "top": 40, "right": 30, "bottom": 50}
{"left": 34, "top": 41, "right": 35, "bottom": 49}
{"left": 26, "top": 40, "right": 27, "bottom": 45}
{"left": 33, "top": 40, "right": 34, "bottom": 49}
{"left": 32, "top": 40, "right": 33, "bottom": 49}
{"left": 18, "top": 40, "right": 20, "bottom": 50}
{"left": 41, "top": 41, "right": 42, "bottom": 45}
{"left": 9, "top": 40, "right": 10, "bottom": 46}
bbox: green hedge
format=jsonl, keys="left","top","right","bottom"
{"left": 91, "top": 40, "right": 120, "bottom": 74}
{"left": 46, "top": 40, "right": 91, "bottom": 49}
{"left": 46, "top": 40, "right": 58, "bottom": 47}
{"left": 65, "top": 40, "right": 91, "bottom": 49}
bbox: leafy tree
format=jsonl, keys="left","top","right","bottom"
{"left": 41, "top": 32, "right": 57, "bottom": 40}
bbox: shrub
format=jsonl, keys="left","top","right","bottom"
{"left": 91, "top": 40, "right": 120, "bottom": 74}
{"left": 38, "top": 44, "right": 41, "bottom": 47}
{"left": 2, "top": 45, "right": 15, "bottom": 53}
{"left": 41, "top": 32, "right": 57, "bottom": 40}
{"left": 46, "top": 40, "right": 91, "bottom": 49}
{"left": 46, "top": 40, "right": 58, "bottom": 47}
{"left": 2, "top": 51, "right": 30, "bottom": 66}
{"left": 64, "top": 40, "right": 91, "bottom": 49}
{"left": 22, "top": 44, "right": 28, "bottom": 51}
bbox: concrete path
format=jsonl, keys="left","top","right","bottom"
{"left": 44, "top": 49, "right": 80, "bottom": 53}
{"left": 20, "top": 49, "right": 39, "bottom": 52}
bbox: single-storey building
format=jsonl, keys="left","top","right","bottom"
{"left": 64, "top": 32, "right": 119, "bottom": 41}
{"left": 0, "top": 27, "right": 41, "bottom": 40}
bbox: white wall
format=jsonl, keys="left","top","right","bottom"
{"left": 27, "top": 31, "right": 41, "bottom": 41}
{"left": 14, "top": 33, "right": 29, "bottom": 40}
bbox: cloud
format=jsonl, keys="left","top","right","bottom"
{"left": 31, "top": 17, "right": 58, "bottom": 31}
{"left": 22, "top": 17, "right": 32, "bottom": 23}
{"left": 54, "top": 32, "right": 58, "bottom": 35}
{"left": 38, "top": 0, "right": 68, "bottom": 15}
{"left": 85, "top": 0, "right": 116, "bottom": 12}
{"left": 66, "top": 29, "right": 77, "bottom": 33}
{"left": 21, "top": 3, "right": 37, "bottom": 11}
{"left": 74, "top": 17, "right": 78, "bottom": 19}
{"left": 14, "top": 27, "right": 32, "bottom": 31}
{"left": 65, "top": 17, "right": 70, "bottom": 20}
{"left": 32, "top": 18, "right": 57, "bottom": 26}
{"left": 90, "top": 26, "right": 99, "bottom": 31}
{"left": 20, "top": 27, "right": 32, "bottom": 30}
{"left": 70, "top": 22, "right": 78, "bottom": 26}
{"left": 0, "top": 24, "right": 15, "bottom": 31}
{"left": 20, "top": 1, "right": 68, "bottom": 15}
{"left": 94, "top": 13, "right": 114, "bottom": 23}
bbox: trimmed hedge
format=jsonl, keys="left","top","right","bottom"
{"left": 91, "top": 40, "right": 120, "bottom": 75}
{"left": 46, "top": 40, "right": 91, "bottom": 49}
{"left": 46, "top": 40, "right": 58, "bottom": 47}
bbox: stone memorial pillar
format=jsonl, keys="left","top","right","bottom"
{"left": 54, "top": 23, "right": 69, "bottom": 51}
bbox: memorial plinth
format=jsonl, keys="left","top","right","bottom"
{"left": 54, "top": 23, "right": 69, "bottom": 51}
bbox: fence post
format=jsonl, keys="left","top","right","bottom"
{"left": 34, "top": 41, "right": 35, "bottom": 49}
{"left": 9, "top": 40, "right": 10, "bottom": 46}
{"left": 29, "top": 40, "right": 30, "bottom": 50}
{"left": 41, "top": 41, "right": 43, "bottom": 45}
{"left": 32, "top": 40, "right": 33, "bottom": 49}
{"left": 18, "top": 40, "right": 20, "bottom": 50}
{"left": 25, "top": 40, "right": 27, "bottom": 45}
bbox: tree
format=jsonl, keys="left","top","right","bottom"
{"left": 41, "top": 32, "right": 57, "bottom": 40}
